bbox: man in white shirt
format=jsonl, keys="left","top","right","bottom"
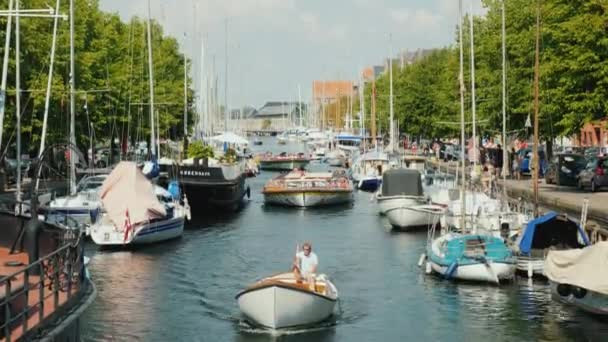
{"left": 292, "top": 242, "right": 318, "bottom": 281}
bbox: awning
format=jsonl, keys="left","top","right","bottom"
{"left": 518, "top": 212, "right": 589, "bottom": 255}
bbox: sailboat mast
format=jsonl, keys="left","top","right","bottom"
{"left": 458, "top": 0, "right": 466, "bottom": 229}
{"left": 146, "top": 0, "right": 156, "bottom": 157}
{"left": 371, "top": 80, "right": 377, "bottom": 148}
{"left": 15, "top": 0, "right": 21, "bottom": 203}
{"left": 224, "top": 18, "right": 228, "bottom": 133}
{"left": 533, "top": 0, "right": 541, "bottom": 216}
{"left": 40, "top": 0, "right": 61, "bottom": 158}
{"left": 501, "top": 0, "right": 508, "bottom": 201}
{"left": 298, "top": 84, "right": 302, "bottom": 128}
{"left": 68, "top": 0, "right": 76, "bottom": 193}
{"left": 469, "top": 2, "right": 477, "bottom": 171}
{"left": 199, "top": 37, "right": 205, "bottom": 137}
{"left": 389, "top": 34, "right": 394, "bottom": 153}
{"left": 183, "top": 51, "right": 188, "bottom": 140}
{"left": 359, "top": 74, "right": 365, "bottom": 150}
{"left": 0, "top": 0, "right": 13, "bottom": 153}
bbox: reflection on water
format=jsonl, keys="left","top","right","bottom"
{"left": 82, "top": 137, "right": 608, "bottom": 342}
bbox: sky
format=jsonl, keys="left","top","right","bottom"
{"left": 99, "top": 0, "right": 485, "bottom": 109}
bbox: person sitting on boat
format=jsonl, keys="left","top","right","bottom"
{"left": 292, "top": 242, "right": 318, "bottom": 285}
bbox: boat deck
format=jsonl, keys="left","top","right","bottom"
{"left": 0, "top": 247, "right": 76, "bottom": 342}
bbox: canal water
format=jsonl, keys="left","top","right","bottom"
{"left": 82, "top": 137, "right": 608, "bottom": 342}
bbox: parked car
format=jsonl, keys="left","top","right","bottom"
{"left": 545, "top": 153, "right": 587, "bottom": 186}
{"left": 577, "top": 156, "right": 608, "bottom": 192}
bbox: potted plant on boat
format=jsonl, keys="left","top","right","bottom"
{"left": 188, "top": 141, "right": 215, "bottom": 167}
{"left": 219, "top": 148, "right": 238, "bottom": 165}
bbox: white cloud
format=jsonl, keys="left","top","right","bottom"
{"left": 389, "top": 8, "right": 442, "bottom": 31}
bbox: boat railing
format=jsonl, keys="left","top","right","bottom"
{"left": 0, "top": 234, "right": 86, "bottom": 341}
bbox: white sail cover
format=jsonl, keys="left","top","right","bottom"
{"left": 99, "top": 161, "right": 166, "bottom": 226}
{"left": 545, "top": 241, "right": 608, "bottom": 295}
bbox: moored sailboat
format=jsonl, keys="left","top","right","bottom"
{"left": 89, "top": 162, "right": 186, "bottom": 246}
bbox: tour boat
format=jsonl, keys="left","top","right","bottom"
{"left": 513, "top": 212, "right": 588, "bottom": 278}
{"left": 351, "top": 151, "right": 389, "bottom": 191}
{"left": 258, "top": 152, "right": 311, "bottom": 171}
{"left": 263, "top": 171, "right": 353, "bottom": 207}
{"left": 376, "top": 169, "right": 441, "bottom": 230}
{"left": 546, "top": 241, "right": 608, "bottom": 315}
{"left": 89, "top": 162, "right": 187, "bottom": 246}
{"left": 236, "top": 272, "right": 338, "bottom": 329}
{"left": 425, "top": 232, "right": 515, "bottom": 284}
{"left": 325, "top": 150, "right": 346, "bottom": 167}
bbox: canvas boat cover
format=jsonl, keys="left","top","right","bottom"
{"left": 99, "top": 161, "right": 166, "bottom": 226}
{"left": 518, "top": 212, "right": 589, "bottom": 255}
{"left": 381, "top": 169, "right": 422, "bottom": 197}
{"left": 545, "top": 241, "right": 608, "bottom": 295}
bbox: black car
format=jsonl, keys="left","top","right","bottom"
{"left": 545, "top": 153, "right": 587, "bottom": 186}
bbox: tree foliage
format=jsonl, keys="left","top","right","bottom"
{"left": 363, "top": 0, "right": 608, "bottom": 141}
{"left": 0, "top": 0, "right": 194, "bottom": 157}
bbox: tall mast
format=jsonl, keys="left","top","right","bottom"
{"left": 298, "top": 84, "right": 302, "bottom": 128}
{"left": 199, "top": 37, "right": 205, "bottom": 137}
{"left": 458, "top": 0, "right": 466, "bottom": 229}
{"left": 533, "top": 0, "right": 541, "bottom": 216}
{"left": 371, "top": 80, "right": 377, "bottom": 148}
{"left": 183, "top": 51, "right": 188, "bottom": 138}
{"left": 389, "top": 34, "right": 394, "bottom": 153}
{"left": 0, "top": 0, "right": 14, "bottom": 154}
{"left": 146, "top": 0, "right": 156, "bottom": 157}
{"left": 501, "top": 0, "right": 508, "bottom": 201}
{"left": 359, "top": 73, "right": 365, "bottom": 149}
{"left": 15, "top": 0, "right": 21, "bottom": 203}
{"left": 39, "top": 0, "right": 61, "bottom": 186}
{"left": 469, "top": 2, "right": 477, "bottom": 171}
{"left": 224, "top": 18, "right": 228, "bottom": 132}
{"left": 68, "top": 0, "right": 76, "bottom": 193}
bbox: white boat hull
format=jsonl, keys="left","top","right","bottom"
{"left": 237, "top": 276, "right": 337, "bottom": 329}
{"left": 515, "top": 256, "right": 545, "bottom": 278}
{"left": 429, "top": 260, "right": 515, "bottom": 283}
{"left": 90, "top": 214, "right": 185, "bottom": 246}
{"left": 377, "top": 196, "right": 439, "bottom": 230}
{"left": 260, "top": 160, "right": 310, "bottom": 171}
{"left": 264, "top": 191, "right": 352, "bottom": 207}
{"left": 550, "top": 281, "right": 608, "bottom": 315}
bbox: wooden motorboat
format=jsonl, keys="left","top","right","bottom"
{"left": 236, "top": 272, "right": 338, "bottom": 329}
{"left": 263, "top": 171, "right": 353, "bottom": 207}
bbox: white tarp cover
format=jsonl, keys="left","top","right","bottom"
{"left": 545, "top": 241, "right": 608, "bottom": 295}
{"left": 208, "top": 132, "right": 249, "bottom": 145}
{"left": 99, "top": 161, "right": 166, "bottom": 226}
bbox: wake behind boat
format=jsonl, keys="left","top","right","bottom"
{"left": 89, "top": 162, "right": 186, "bottom": 246}
{"left": 263, "top": 170, "right": 353, "bottom": 207}
{"left": 236, "top": 272, "right": 338, "bottom": 329}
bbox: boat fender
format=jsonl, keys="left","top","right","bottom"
{"left": 572, "top": 286, "right": 587, "bottom": 299}
{"left": 23, "top": 219, "right": 45, "bottom": 275}
{"left": 445, "top": 261, "right": 458, "bottom": 279}
{"left": 246, "top": 186, "right": 251, "bottom": 199}
{"left": 418, "top": 253, "right": 426, "bottom": 267}
{"left": 425, "top": 261, "right": 432, "bottom": 274}
{"left": 168, "top": 181, "right": 181, "bottom": 201}
{"left": 556, "top": 283, "right": 572, "bottom": 297}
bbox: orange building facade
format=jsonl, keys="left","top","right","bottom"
{"left": 576, "top": 120, "right": 608, "bottom": 147}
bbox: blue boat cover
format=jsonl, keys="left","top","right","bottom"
{"left": 518, "top": 211, "right": 589, "bottom": 255}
